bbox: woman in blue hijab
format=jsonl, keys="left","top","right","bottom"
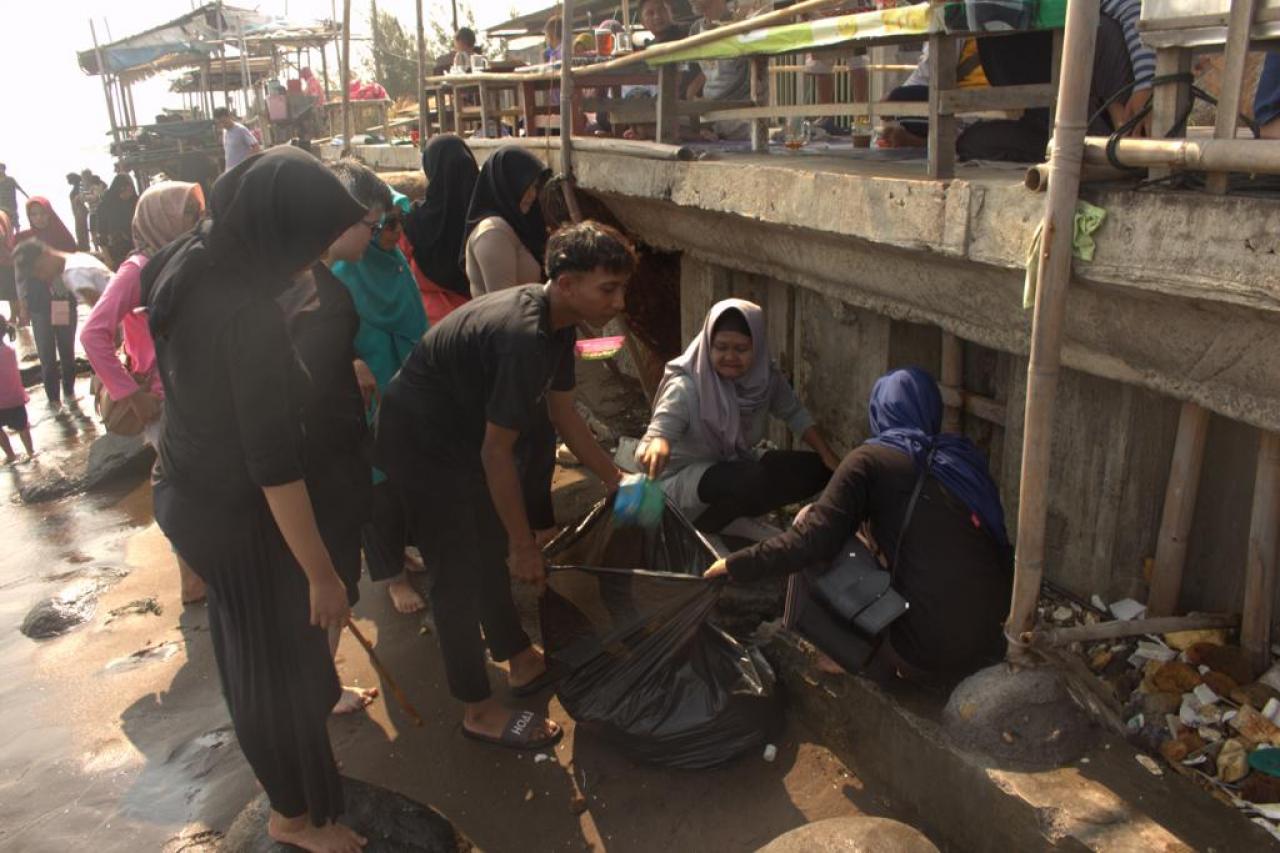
{"left": 707, "top": 367, "right": 1013, "bottom": 680}
{"left": 331, "top": 187, "right": 430, "bottom": 616}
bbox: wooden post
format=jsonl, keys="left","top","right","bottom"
{"left": 656, "top": 64, "right": 679, "bottom": 145}
{"left": 479, "top": 81, "right": 492, "bottom": 137}
{"left": 1147, "top": 402, "right": 1212, "bottom": 616}
{"left": 1004, "top": 0, "right": 1101, "bottom": 658}
{"left": 370, "top": 0, "right": 384, "bottom": 84}
{"left": 941, "top": 331, "right": 964, "bottom": 433}
{"left": 1149, "top": 47, "right": 1193, "bottom": 181}
{"left": 519, "top": 81, "right": 537, "bottom": 138}
{"left": 1242, "top": 431, "right": 1280, "bottom": 674}
{"left": 749, "top": 56, "right": 769, "bottom": 152}
{"left": 320, "top": 40, "right": 332, "bottom": 99}
{"left": 341, "top": 0, "right": 353, "bottom": 154}
{"left": 415, "top": 0, "right": 427, "bottom": 145}
{"left": 559, "top": 0, "right": 577, "bottom": 175}
{"left": 90, "top": 20, "right": 121, "bottom": 144}
{"left": 927, "top": 34, "right": 957, "bottom": 179}
{"left": 1206, "top": 0, "right": 1259, "bottom": 193}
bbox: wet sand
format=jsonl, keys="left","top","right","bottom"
{"left": 0, "top": 379, "right": 903, "bottom": 852}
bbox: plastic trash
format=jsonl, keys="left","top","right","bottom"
{"left": 541, "top": 498, "right": 782, "bottom": 769}
{"left": 612, "top": 474, "right": 665, "bottom": 529}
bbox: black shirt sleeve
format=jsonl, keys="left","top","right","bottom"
{"left": 725, "top": 446, "right": 877, "bottom": 582}
{"left": 549, "top": 334, "right": 575, "bottom": 393}
{"left": 224, "top": 303, "right": 306, "bottom": 487}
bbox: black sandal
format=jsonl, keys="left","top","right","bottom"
{"left": 461, "top": 709, "right": 563, "bottom": 751}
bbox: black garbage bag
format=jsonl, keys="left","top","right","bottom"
{"left": 541, "top": 499, "right": 782, "bottom": 769}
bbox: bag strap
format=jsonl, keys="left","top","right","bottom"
{"left": 889, "top": 447, "right": 935, "bottom": 578}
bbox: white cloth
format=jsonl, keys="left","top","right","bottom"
{"left": 61, "top": 253, "right": 111, "bottom": 302}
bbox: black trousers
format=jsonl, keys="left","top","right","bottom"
{"left": 367, "top": 480, "right": 412, "bottom": 583}
{"left": 398, "top": 465, "right": 532, "bottom": 703}
{"left": 516, "top": 408, "right": 557, "bottom": 531}
{"left": 694, "top": 450, "right": 833, "bottom": 533}
{"left": 30, "top": 305, "right": 77, "bottom": 404}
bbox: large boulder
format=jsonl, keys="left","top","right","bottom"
{"left": 943, "top": 664, "right": 1094, "bottom": 768}
{"left": 18, "top": 433, "right": 154, "bottom": 504}
{"left": 758, "top": 817, "right": 939, "bottom": 852}
{"left": 222, "top": 776, "right": 472, "bottom": 852}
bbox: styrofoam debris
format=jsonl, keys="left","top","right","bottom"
{"left": 1091, "top": 594, "right": 1107, "bottom": 611}
{"left": 1264, "top": 697, "right": 1280, "bottom": 724}
{"left": 534, "top": 753, "right": 553, "bottom": 764}
{"left": 1136, "top": 754, "right": 1164, "bottom": 776}
{"left": 1260, "top": 662, "right": 1280, "bottom": 693}
{"left": 1193, "top": 684, "right": 1220, "bottom": 706}
{"left": 1135, "top": 641, "right": 1177, "bottom": 662}
{"left": 1109, "top": 598, "right": 1147, "bottom": 621}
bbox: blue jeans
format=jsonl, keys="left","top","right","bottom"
{"left": 1257, "top": 52, "right": 1280, "bottom": 129}
{"left": 30, "top": 305, "right": 77, "bottom": 404}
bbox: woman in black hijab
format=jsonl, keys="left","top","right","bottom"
{"left": 403, "top": 134, "right": 477, "bottom": 323}
{"left": 461, "top": 145, "right": 552, "bottom": 297}
{"left": 96, "top": 173, "right": 138, "bottom": 265}
{"left": 143, "top": 147, "right": 369, "bottom": 853}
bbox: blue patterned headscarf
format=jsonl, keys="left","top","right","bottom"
{"left": 866, "top": 367, "right": 1009, "bottom": 547}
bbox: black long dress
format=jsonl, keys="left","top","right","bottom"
{"left": 279, "top": 262, "right": 375, "bottom": 605}
{"left": 143, "top": 148, "right": 367, "bottom": 826}
{"left": 725, "top": 443, "right": 1013, "bottom": 676}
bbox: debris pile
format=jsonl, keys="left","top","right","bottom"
{"left": 1037, "top": 589, "right": 1280, "bottom": 840}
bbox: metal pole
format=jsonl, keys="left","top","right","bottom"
{"left": 90, "top": 20, "right": 121, "bottom": 144}
{"left": 1003, "top": 0, "right": 1101, "bottom": 659}
{"left": 342, "top": 0, "right": 353, "bottom": 154}
{"left": 415, "top": 0, "right": 427, "bottom": 145}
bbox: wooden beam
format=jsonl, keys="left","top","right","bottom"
{"left": 1206, "top": 0, "right": 1259, "bottom": 193}
{"left": 656, "top": 64, "right": 679, "bottom": 145}
{"left": 1147, "top": 402, "right": 1212, "bottom": 617}
{"left": 940, "top": 332, "right": 964, "bottom": 433}
{"left": 1242, "top": 431, "right": 1280, "bottom": 673}
{"left": 939, "top": 83, "right": 1056, "bottom": 114}
{"left": 1149, "top": 47, "right": 1193, "bottom": 181}
{"left": 415, "top": 0, "right": 427, "bottom": 143}
{"left": 938, "top": 386, "right": 1006, "bottom": 427}
{"left": 927, "top": 33, "right": 957, "bottom": 180}
{"left": 1024, "top": 612, "right": 1240, "bottom": 647}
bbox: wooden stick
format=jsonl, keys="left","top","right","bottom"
{"left": 415, "top": 0, "right": 427, "bottom": 144}
{"left": 926, "top": 32, "right": 957, "bottom": 180}
{"left": 90, "top": 20, "right": 121, "bottom": 145}
{"left": 1242, "top": 431, "right": 1280, "bottom": 673}
{"left": 346, "top": 618, "right": 424, "bottom": 726}
{"left": 559, "top": 0, "right": 577, "bottom": 176}
{"left": 1024, "top": 612, "right": 1240, "bottom": 647}
{"left": 1205, "top": 0, "right": 1259, "bottom": 194}
{"left": 1147, "top": 402, "right": 1211, "bottom": 617}
{"left": 1003, "top": 0, "right": 1101, "bottom": 661}
{"left": 341, "top": 0, "right": 352, "bottom": 156}
{"left": 1023, "top": 162, "right": 1131, "bottom": 192}
{"left": 466, "top": 135, "right": 697, "bottom": 161}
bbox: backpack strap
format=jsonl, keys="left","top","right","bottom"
{"left": 889, "top": 447, "right": 935, "bottom": 579}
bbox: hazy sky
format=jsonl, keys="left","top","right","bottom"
{"left": 0, "top": 0, "right": 552, "bottom": 224}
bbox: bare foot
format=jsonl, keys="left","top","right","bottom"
{"left": 404, "top": 549, "right": 427, "bottom": 573}
{"left": 332, "top": 685, "right": 379, "bottom": 715}
{"left": 508, "top": 645, "right": 547, "bottom": 690}
{"left": 267, "top": 811, "right": 367, "bottom": 852}
{"left": 179, "top": 559, "right": 206, "bottom": 605}
{"left": 386, "top": 574, "right": 425, "bottom": 614}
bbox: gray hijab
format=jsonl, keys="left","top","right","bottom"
{"left": 655, "top": 298, "right": 773, "bottom": 460}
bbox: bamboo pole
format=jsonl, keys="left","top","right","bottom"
{"left": 1023, "top": 162, "right": 1132, "bottom": 192}
{"left": 1024, "top": 612, "right": 1239, "bottom": 648}
{"left": 341, "top": 0, "right": 353, "bottom": 155}
{"left": 558, "top": 0, "right": 583, "bottom": 223}
{"left": 573, "top": 0, "right": 853, "bottom": 77}
{"left": 320, "top": 40, "right": 332, "bottom": 98}
{"left": 1003, "top": 0, "right": 1101, "bottom": 660}
{"left": 466, "top": 135, "right": 697, "bottom": 161}
{"left": 1205, "top": 0, "right": 1259, "bottom": 194}
{"left": 415, "top": 0, "right": 427, "bottom": 145}
{"left": 218, "top": 2, "right": 230, "bottom": 109}
{"left": 90, "top": 20, "right": 121, "bottom": 145}
{"left": 1147, "top": 402, "right": 1212, "bottom": 617}
{"left": 1242, "top": 431, "right": 1280, "bottom": 674}
{"left": 1082, "top": 136, "right": 1280, "bottom": 174}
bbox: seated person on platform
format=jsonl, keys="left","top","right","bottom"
{"left": 636, "top": 299, "right": 840, "bottom": 538}
{"left": 435, "top": 27, "right": 478, "bottom": 74}
{"left": 620, "top": 0, "right": 696, "bottom": 140}
{"left": 686, "top": 0, "right": 752, "bottom": 141}
{"left": 956, "top": 1, "right": 1149, "bottom": 161}
{"left": 706, "top": 367, "right": 1013, "bottom": 682}
{"left": 880, "top": 40, "right": 988, "bottom": 148}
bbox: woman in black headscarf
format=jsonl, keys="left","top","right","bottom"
{"left": 403, "top": 134, "right": 477, "bottom": 325}
{"left": 96, "top": 174, "right": 138, "bottom": 266}
{"left": 142, "top": 147, "right": 369, "bottom": 853}
{"left": 461, "top": 145, "right": 551, "bottom": 297}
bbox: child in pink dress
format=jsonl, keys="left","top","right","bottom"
{"left": 0, "top": 317, "right": 34, "bottom": 462}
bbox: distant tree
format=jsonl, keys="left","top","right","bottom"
{"left": 366, "top": 9, "right": 419, "bottom": 99}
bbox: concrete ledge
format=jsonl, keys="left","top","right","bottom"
{"left": 762, "top": 630, "right": 1278, "bottom": 852}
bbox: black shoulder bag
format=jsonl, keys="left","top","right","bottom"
{"left": 783, "top": 451, "right": 933, "bottom": 673}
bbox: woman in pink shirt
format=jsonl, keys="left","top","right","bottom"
{"left": 81, "top": 180, "right": 206, "bottom": 602}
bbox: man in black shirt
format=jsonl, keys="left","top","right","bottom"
{"left": 376, "top": 221, "right": 633, "bottom": 749}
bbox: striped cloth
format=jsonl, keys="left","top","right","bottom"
{"left": 1100, "top": 0, "right": 1156, "bottom": 91}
